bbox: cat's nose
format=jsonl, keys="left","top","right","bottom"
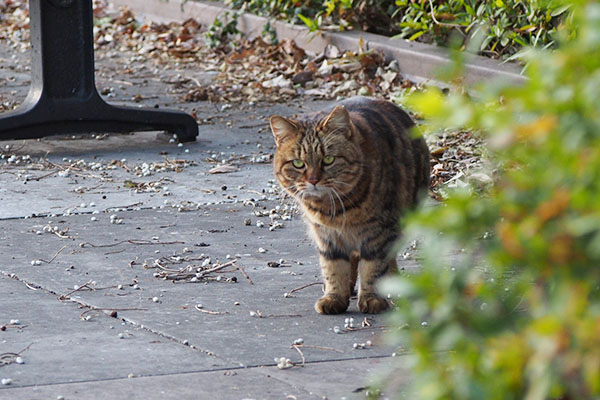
{"left": 307, "top": 176, "right": 320, "bottom": 185}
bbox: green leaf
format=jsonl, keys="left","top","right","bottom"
{"left": 550, "top": 4, "right": 571, "bottom": 17}
{"left": 408, "top": 30, "right": 426, "bottom": 41}
{"left": 297, "top": 13, "right": 318, "bottom": 31}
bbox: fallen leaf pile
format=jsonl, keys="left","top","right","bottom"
{"left": 92, "top": 1, "right": 417, "bottom": 103}
{"left": 428, "top": 130, "right": 493, "bottom": 200}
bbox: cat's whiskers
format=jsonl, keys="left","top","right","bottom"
{"left": 327, "top": 186, "right": 347, "bottom": 231}
{"left": 326, "top": 190, "right": 336, "bottom": 222}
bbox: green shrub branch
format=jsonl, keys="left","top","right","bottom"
{"left": 226, "top": 0, "right": 570, "bottom": 59}
{"left": 380, "top": 0, "right": 600, "bottom": 398}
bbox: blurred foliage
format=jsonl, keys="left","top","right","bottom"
{"left": 379, "top": 0, "right": 600, "bottom": 398}
{"left": 204, "top": 10, "right": 241, "bottom": 48}
{"left": 224, "top": 0, "right": 570, "bottom": 59}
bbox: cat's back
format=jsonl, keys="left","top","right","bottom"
{"left": 342, "top": 97, "right": 430, "bottom": 206}
{"left": 341, "top": 96, "right": 415, "bottom": 140}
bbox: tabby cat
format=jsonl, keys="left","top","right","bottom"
{"left": 270, "top": 97, "right": 430, "bottom": 314}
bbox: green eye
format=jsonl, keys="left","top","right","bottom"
{"left": 292, "top": 159, "right": 305, "bottom": 168}
{"left": 323, "top": 155, "right": 335, "bottom": 165}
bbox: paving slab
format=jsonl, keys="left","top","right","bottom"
{"left": 0, "top": 204, "right": 415, "bottom": 369}
{"left": 0, "top": 275, "right": 231, "bottom": 388}
{"left": 0, "top": 356, "right": 411, "bottom": 400}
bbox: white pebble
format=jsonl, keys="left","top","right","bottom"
{"left": 152, "top": 297, "right": 160, "bottom": 303}
{"left": 421, "top": 321, "right": 428, "bottom": 327}
{"left": 118, "top": 333, "right": 125, "bottom": 339}
{"left": 257, "top": 247, "right": 267, "bottom": 253}
{"left": 31, "top": 260, "right": 42, "bottom": 266}
{"left": 333, "top": 326, "right": 342, "bottom": 334}
{"left": 15, "top": 357, "right": 24, "bottom": 364}
{"left": 91, "top": 216, "right": 97, "bottom": 221}
{"left": 1, "top": 378, "right": 12, "bottom": 385}
{"left": 9, "top": 319, "right": 20, "bottom": 325}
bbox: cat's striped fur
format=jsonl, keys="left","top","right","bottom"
{"left": 270, "top": 97, "right": 430, "bottom": 314}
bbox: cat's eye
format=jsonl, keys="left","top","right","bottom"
{"left": 323, "top": 155, "right": 335, "bottom": 165}
{"left": 292, "top": 159, "right": 305, "bottom": 168}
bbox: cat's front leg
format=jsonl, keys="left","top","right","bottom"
{"left": 357, "top": 258, "right": 397, "bottom": 313}
{"left": 315, "top": 255, "right": 352, "bottom": 314}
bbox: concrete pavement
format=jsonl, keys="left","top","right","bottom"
{"left": 0, "top": 27, "right": 416, "bottom": 400}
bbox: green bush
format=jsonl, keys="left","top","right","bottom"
{"left": 225, "top": 0, "right": 569, "bottom": 59}
{"left": 380, "top": 0, "right": 600, "bottom": 398}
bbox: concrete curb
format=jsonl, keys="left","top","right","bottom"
{"left": 109, "top": 0, "right": 526, "bottom": 86}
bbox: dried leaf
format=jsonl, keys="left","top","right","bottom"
{"left": 209, "top": 164, "right": 240, "bottom": 174}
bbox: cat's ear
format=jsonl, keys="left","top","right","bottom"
{"left": 321, "top": 105, "right": 351, "bottom": 138}
{"left": 270, "top": 116, "right": 299, "bottom": 147}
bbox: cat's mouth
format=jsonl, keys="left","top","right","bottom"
{"left": 298, "top": 185, "right": 325, "bottom": 199}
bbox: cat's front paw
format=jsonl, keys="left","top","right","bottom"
{"left": 358, "top": 294, "right": 390, "bottom": 314}
{"left": 315, "top": 294, "right": 349, "bottom": 314}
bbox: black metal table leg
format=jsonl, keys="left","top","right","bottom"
{"left": 0, "top": 0, "right": 198, "bottom": 142}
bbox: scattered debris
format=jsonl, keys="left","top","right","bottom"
{"left": 208, "top": 164, "right": 239, "bottom": 174}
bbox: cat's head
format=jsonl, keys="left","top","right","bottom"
{"left": 270, "top": 105, "right": 363, "bottom": 203}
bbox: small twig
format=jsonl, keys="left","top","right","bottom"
{"left": 194, "top": 304, "right": 228, "bottom": 315}
{"left": 58, "top": 280, "right": 94, "bottom": 301}
{"left": 287, "top": 281, "right": 323, "bottom": 296}
{"left": 150, "top": 261, "right": 186, "bottom": 273}
{"left": 237, "top": 265, "right": 254, "bottom": 285}
{"left": 29, "top": 170, "right": 58, "bottom": 181}
{"left": 52, "top": 229, "right": 74, "bottom": 239}
{"left": 196, "top": 259, "right": 237, "bottom": 278}
{"left": 80, "top": 239, "right": 185, "bottom": 248}
{"left": 39, "top": 246, "right": 67, "bottom": 264}
{"left": 104, "top": 202, "right": 144, "bottom": 211}
{"left": 0, "top": 343, "right": 33, "bottom": 366}
{"left": 299, "top": 344, "right": 344, "bottom": 353}
{"left": 291, "top": 344, "right": 306, "bottom": 366}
